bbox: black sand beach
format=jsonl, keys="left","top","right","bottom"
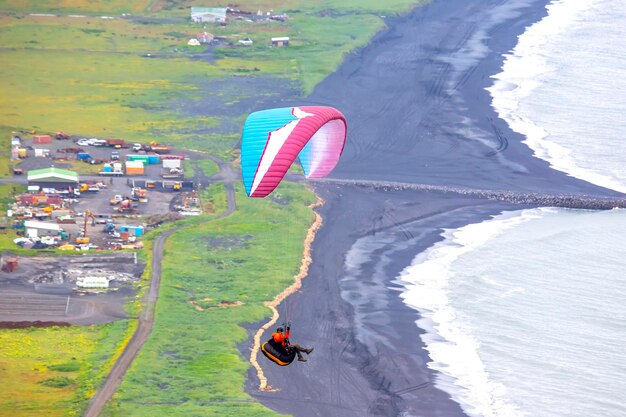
{"left": 246, "top": 0, "right": 624, "bottom": 416}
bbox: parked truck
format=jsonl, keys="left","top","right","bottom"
{"left": 106, "top": 138, "right": 128, "bottom": 148}
{"left": 145, "top": 141, "right": 171, "bottom": 154}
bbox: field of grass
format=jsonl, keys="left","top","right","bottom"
{"left": 104, "top": 182, "right": 315, "bottom": 416}
{"left": 1, "top": 1, "right": 421, "bottom": 156}
{"left": 0, "top": 320, "right": 135, "bottom": 417}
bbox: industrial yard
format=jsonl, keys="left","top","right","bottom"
{"left": 4, "top": 132, "right": 201, "bottom": 251}
{"left": 1, "top": 132, "right": 206, "bottom": 325}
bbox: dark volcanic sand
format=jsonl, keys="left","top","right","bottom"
{"left": 245, "top": 1, "right": 624, "bottom": 416}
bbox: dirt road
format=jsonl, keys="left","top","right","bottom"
{"left": 83, "top": 159, "right": 236, "bottom": 417}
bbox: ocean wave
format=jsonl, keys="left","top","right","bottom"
{"left": 398, "top": 208, "right": 548, "bottom": 417}
{"left": 487, "top": 0, "right": 626, "bottom": 194}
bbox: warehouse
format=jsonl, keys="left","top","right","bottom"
{"left": 27, "top": 167, "right": 79, "bottom": 191}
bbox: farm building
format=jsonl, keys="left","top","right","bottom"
{"left": 191, "top": 7, "right": 227, "bottom": 23}
{"left": 27, "top": 167, "right": 79, "bottom": 190}
{"left": 271, "top": 37, "right": 290, "bottom": 47}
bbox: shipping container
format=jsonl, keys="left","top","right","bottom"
{"left": 147, "top": 154, "right": 160, "bottom": 164}
{"left": 33, "top": 135, "right": 52, "bottom": 144}
{"left": 127, "top": 155, "right": 150, "bottom": 164}
{"left": 125, "top": 161, "right": 145, "bottom": 175}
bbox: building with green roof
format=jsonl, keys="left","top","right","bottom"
{"left": 27, "top": 167, "right": 79, "bottom": 191}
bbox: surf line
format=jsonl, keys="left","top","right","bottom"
{"left": 249, "top": 195, "right": 324, "bottom": 392}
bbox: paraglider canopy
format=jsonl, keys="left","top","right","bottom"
{"left": 240, "top": 106, "right": 347, "bottom": 197}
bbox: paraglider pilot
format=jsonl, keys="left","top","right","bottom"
{"left": 272, "top": 325, "right": 314, "bottom": 362}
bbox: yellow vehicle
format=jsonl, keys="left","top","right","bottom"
{"left": 75, "top": 209, "right": 95, "bottom": 244}
{"left": 173, "top": 182, "right": 182, "bottom": 190}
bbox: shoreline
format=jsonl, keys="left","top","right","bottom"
{"left": 249, "top": 195, "right": 324, "bottom": 392}
{"left": 246, "top": 0, "right": 621, "bottom": 416}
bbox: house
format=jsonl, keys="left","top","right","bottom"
{"left": 187, "top": 38, "right": 201, "bottom": 46}
{"left": 27, "top": 167, "right": 79, "bottom": 191}
{"left": 197, "top": 32, "right": 214, "bottom": 44}
{"left": 191, "top": 7, "right": 227, "bottom": 24}
{"left": 271, "top": 37, "right": 290, "bottom": 47}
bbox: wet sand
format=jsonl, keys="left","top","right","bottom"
{"left": 246, "top": 0, "right": 622, "bottom": 416}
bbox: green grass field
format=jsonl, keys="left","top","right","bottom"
{"left": 0, "top": 0, "right": 422, "bottom": 415}
{"left": 0, "top": 320, "right": 135, "bottom": 417}
{"left": 104, "top": 182, "right": 315, "bottom": 416}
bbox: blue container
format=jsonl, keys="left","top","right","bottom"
{"left": 134, "top": 226, "right": 144, "bottom": 236}
{"left": 77, "top": 152, "right": 91, "bottom": 160}
{"left": 103, "top": 164, "right": 112, "bottom": 173}
{"left": 147, "top": 155, "right": 160, "bottom": 164}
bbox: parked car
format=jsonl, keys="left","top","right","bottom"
{"left": 76, "top": 139, "right": 90, "bottom": 146}
{"left": 111, "top": 151, "right": 120, "bottom": 160}
{"left": 132, "top": 143, "right": 143, "bottom": 152}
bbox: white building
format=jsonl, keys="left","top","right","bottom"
{"left": 271, "top": 37, "right": 290, "bottom": 47}
{"left": 24, "top": 220, "right": 61, "bottom": 239}
{"left": 191, "top": 7, "right": 227, "bottom": 24}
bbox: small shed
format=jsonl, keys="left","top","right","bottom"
{"left": 24, "top": 220, "right": 61, "bottom": 238}
{"left": 271, "top": 37, "right": 290, "bottom": 47}
{"left": 191, "top": 7, "right": 227, "bottom": 23}
{"left": 28, "top": 167, "right": 79, "bottom": 190}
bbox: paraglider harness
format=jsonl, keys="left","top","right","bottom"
{"left": 261, "top": 322, "right": 297, "bottom": 366}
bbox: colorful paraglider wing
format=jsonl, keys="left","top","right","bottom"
{"left": 240, "top": 106, "right": 347, "bottom": 197}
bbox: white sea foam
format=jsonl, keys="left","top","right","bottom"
{"left": 399, "top": 208, "right": 626, "bottom": 417}
{"left": 399, "top": 209, "right": 546, "bottom": 417}
{"left": 488, "top": 0, "right": 626, "bottom": 193}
